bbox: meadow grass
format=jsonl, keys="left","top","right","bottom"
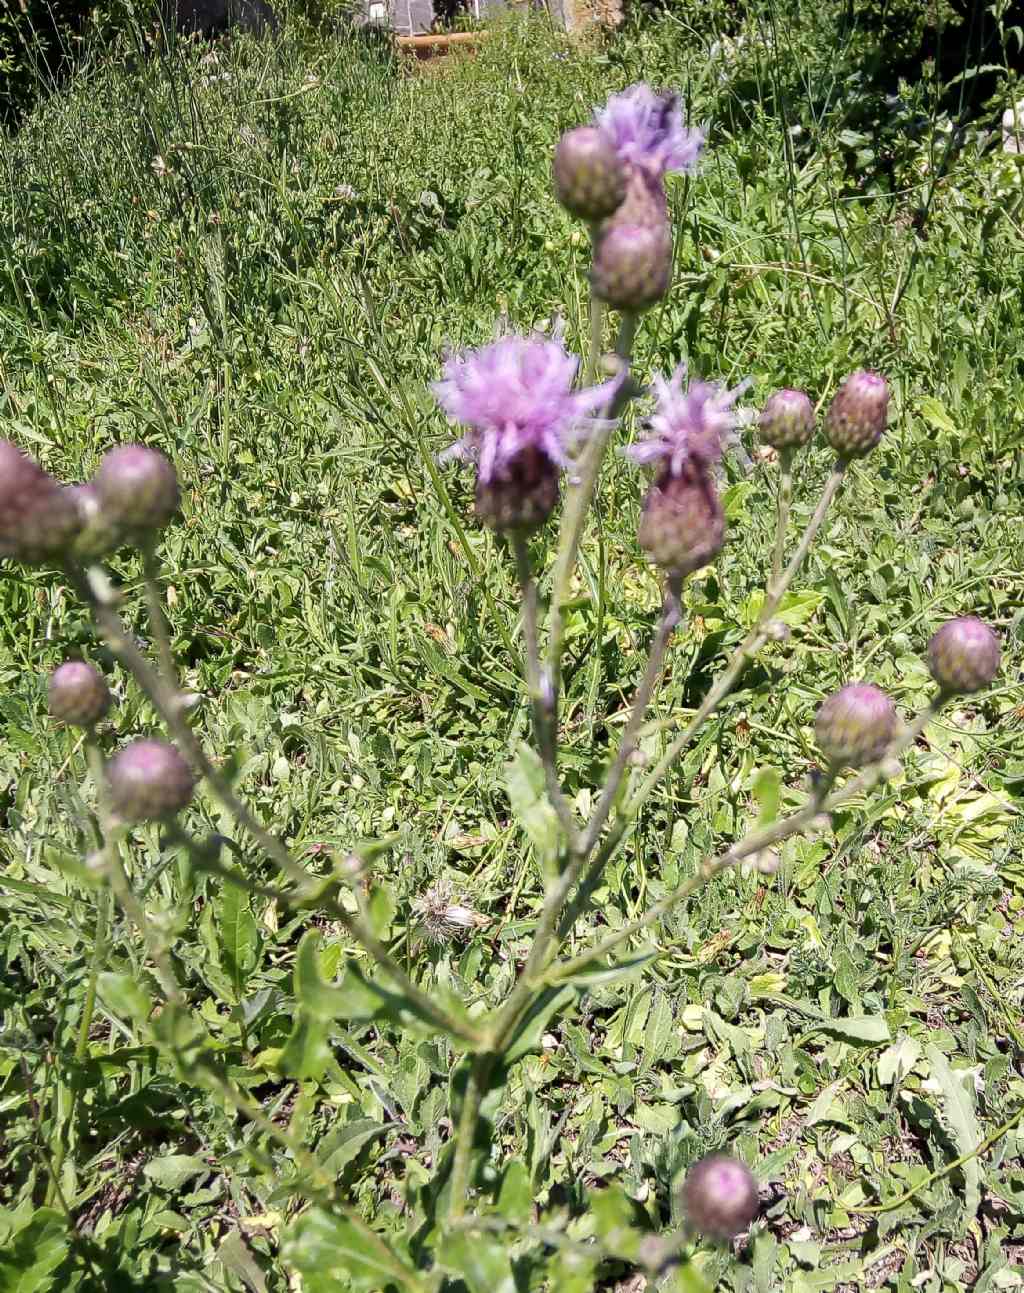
{"left": 1, "top": 5, "right": 1024, "bottom": 1289}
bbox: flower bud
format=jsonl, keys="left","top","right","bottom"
{"left": 927, "top": 617, "right": 1000, "bottom": 695}
{"left": 0, "top": 440, "right": 81, "bottom": 564}
{"left": 824, "top": 371, "right": 889, "bottom": 459}
{"left": 815, "top": 682, "right": 897, "bottom": 769}
{"left": 758, "top": 389, "right": 815, "bottom": 451}
{"left": 680, "top": 1155, "right": 759, "bottom": 1241}
{"left": 553, "top": 126, "right": 627, "bottom": 221}
{"left": 591, "top": 164, "right": 673, "bottom": 312}
{"left": 93, "top": 446, "right": 179, "bottom": 538}
{"left": 48, "top": 661, "right": 111, "bottom": 728}
{"left": 474, "top": 444, "right": 560, "bottom": 534}
{"left": 106, "top": 739, "right": 194, "bottom": 823}
{"left": 638, "top": 466, "right": 724, "bottom": 576}
{"left": 66, "top": 483, "right": 123, "bottom": 559}
{"left": 591, "top": 222, "right": 673, "bottom": 311}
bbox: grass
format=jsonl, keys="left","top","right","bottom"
{"left": 1, "top": 4, "right": 1024, "bottom": 1289}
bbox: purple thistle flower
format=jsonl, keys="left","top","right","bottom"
{"left": 626, "top": 366, "right": 749, "bottom": 477}
{"left": 594, "top": 84, "right": 705, "bottom": 180}
{"left": 433, "top": 329, "right": 622, "bottom": 532}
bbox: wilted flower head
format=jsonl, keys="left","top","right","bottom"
{"left": 411, "top": 881, "right": 488, "bottom": 944}
{"left": 626, "top": 366, "right": 749, "bottom": 477}
{"left": 595, "top": 83, "right": 705, "bottom": 179}
{"left": 434, "top": 328, "right": 621, "bottom": 532}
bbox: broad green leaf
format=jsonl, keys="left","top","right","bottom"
{"left": 215, "top": 1229, "right": 269, "bottom": 1293}
{"left": 878, "top": 1036, "right": 922, "bottom": 1087}
{"left": 143, "top": 1155, "right": 209, "bottom": 1191}
{"left": 97, "top": 972, "right": 153, "bottom": 1026}
{"left": 320, "top": 1119, "right": 395, "bottom": 1175}
{"left": 752, "top": 767, "right": 781, "bottom": 825}
{"left": 280, "top": 1207, "right": 422, "bottom": 1293}
{"left": 294, "top": 930, "right": 349, "bottom": 1021}
{"left": 0, "top": 1207, "right": 69, "bottom": 1293}
{"left": 743, "top": 588, "right": 825, "bottom": 628}
{"left": 505, "top": 743, "right": 560, "bottom": 878}
{"left": 918, "top": 396, "right": 957, "bottom": 436}
{"left": 926, "top": 1045, "right": 981, "bottom": 1225}
{"left": 496, "top": 1159, "right": 532, "bottom": 1223}
{"left": 218, "top": 877, "right": 259, "bottom": 1002}
{"left": 814, "top": 1015, "right": 890, "bottom": 1045}
{"left": 438, "top": 1231, "right": 516, "bottom": 1293}
{"left": 279, "top": 1012, "right": 333, "bottom": 1082}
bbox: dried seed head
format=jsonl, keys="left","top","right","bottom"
{"left": 106, "top": 739, "right": 194, "bottom": 823}
{"left": 680, "top": 1155, "right": 759, "bottom": 1241}
{"left": 93, "top": 445, "right": 180, "bottom": 538}
{"left": 927, "top": 617, "right": 1000, "bottom": 695}
{"left": 815, "top": 682, "right": 898, "bottom": 769}
{"left": 411, "top": 882, "right": 486, "bottom": 944}
{"left": 638, "top": 466, "right": 725, "bottom": 576}
{"left": 48, "top": 661, "right": 111, "bottom": 728}
{"left": 758, "top": 389, "right": 815, "bottom": 450}
{"left": 553, "top": 126, "right": 627, "bottom": 221}
{"left": 0, "top": 440, "right": 81, "bottom": 564}
{"left": 824, "top": 370, "right": 889, "bottom": 459}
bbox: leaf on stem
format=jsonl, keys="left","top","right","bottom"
{"left": 281, "top": 1208, "right": 422, "bottom": 1293}
{"left": 506, "top": 743, "right": 561, "bottom": 881}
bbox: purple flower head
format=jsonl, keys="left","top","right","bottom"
{"left": 433, "top": 327, "right": 622, "bottom": 486}
{"left": 595, "top": 84, "right": 705, "bottom": 180}
{"left": 626, "top": 365, "right": 749, "bottom": 477}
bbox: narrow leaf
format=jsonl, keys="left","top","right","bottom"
{"left": 926, "top": 1044, "right": 982, "bottom": 1225}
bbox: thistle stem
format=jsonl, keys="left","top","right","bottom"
{"left": 558, "top": 462, "right": 849, "bottom": 934}
{"left": 542, "top": 312, "right": 638, "bottom": 758}
{"left": 582, "top": 574, "right": 684, "bottom": 856}
{"left": 447, "top": 1051, "right": 494, "bottom": 1223}
{"left": 70, "top": 564, "right": 482, "bottom": 1048}
{"left": 583, "top": 291, "right": 604, "bottom": 387}
{"left": 547, "top": 697, "right": 941, "bottom": 981}
{"left": 770, "top": 448, "right": 794, "bottom": 594}
{"left": 512, "top": 533, "right": 580, "bottom": 851}
{"left": 83, "top": 735, "right": 182, "bottom": 1002}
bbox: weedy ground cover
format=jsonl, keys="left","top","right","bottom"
{"left": 1, "top": 5, "right": 1024, "bottom": 1290}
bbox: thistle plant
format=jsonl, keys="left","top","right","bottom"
{"left": 0, "top": 80, "right": 1008, "bottom": 1292}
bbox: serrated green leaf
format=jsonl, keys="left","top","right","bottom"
{"left": 926, "top": 1044, "right": 981, "bottom": 1225}
{"left": 218, "top": 877, "right": 258, "bottom": 1002}
{"left": 143, "top": 1154, "right": 209, "bottom": 1191}
{"left": 280, "top": 1207, "right": 423, "bottom": 1293}
{"left": 752, "top": 766, "right": 781, "bottom": 825}
{"left": 814, "top": 1015, "right": 890, "bottom": 1045}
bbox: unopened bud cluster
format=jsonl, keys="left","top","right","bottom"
{"left": 554, "top": 84, "right": 704, "bottom": 312}
{"left": 0, "top": 439, "right": 179, "bottom": 567}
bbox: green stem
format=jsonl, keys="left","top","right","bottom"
{"left": 770, "top": 448, "right": 794, "bottom": 594}
{"left": 447, "top": 1052, "right": 494, "bottom": 1223}
{"left": 70, "top": 564, "right": 481, "bottom": 1047}
{"left": 558, "top": 461, "right": 848, "bottom": 935}
{"left": 75, "top": 888, "right": 112, "bottom": 1062}
{"left": 582, "top": 575, "right": 683, "bottom": 856}
{"left": 512, "top": 532, "right": 579, "bottom": 851}
{"left": 542, "top": 312, "right": 638, "bottom": 746}
{"left": 851, "top": 1100, "right": 1024, "bottom": 1216}
{"left": 583, "top": 291, "right": 604, "bottom": 387}
{"left": 548, "top": 698, "right": 942, "bottom": 981}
